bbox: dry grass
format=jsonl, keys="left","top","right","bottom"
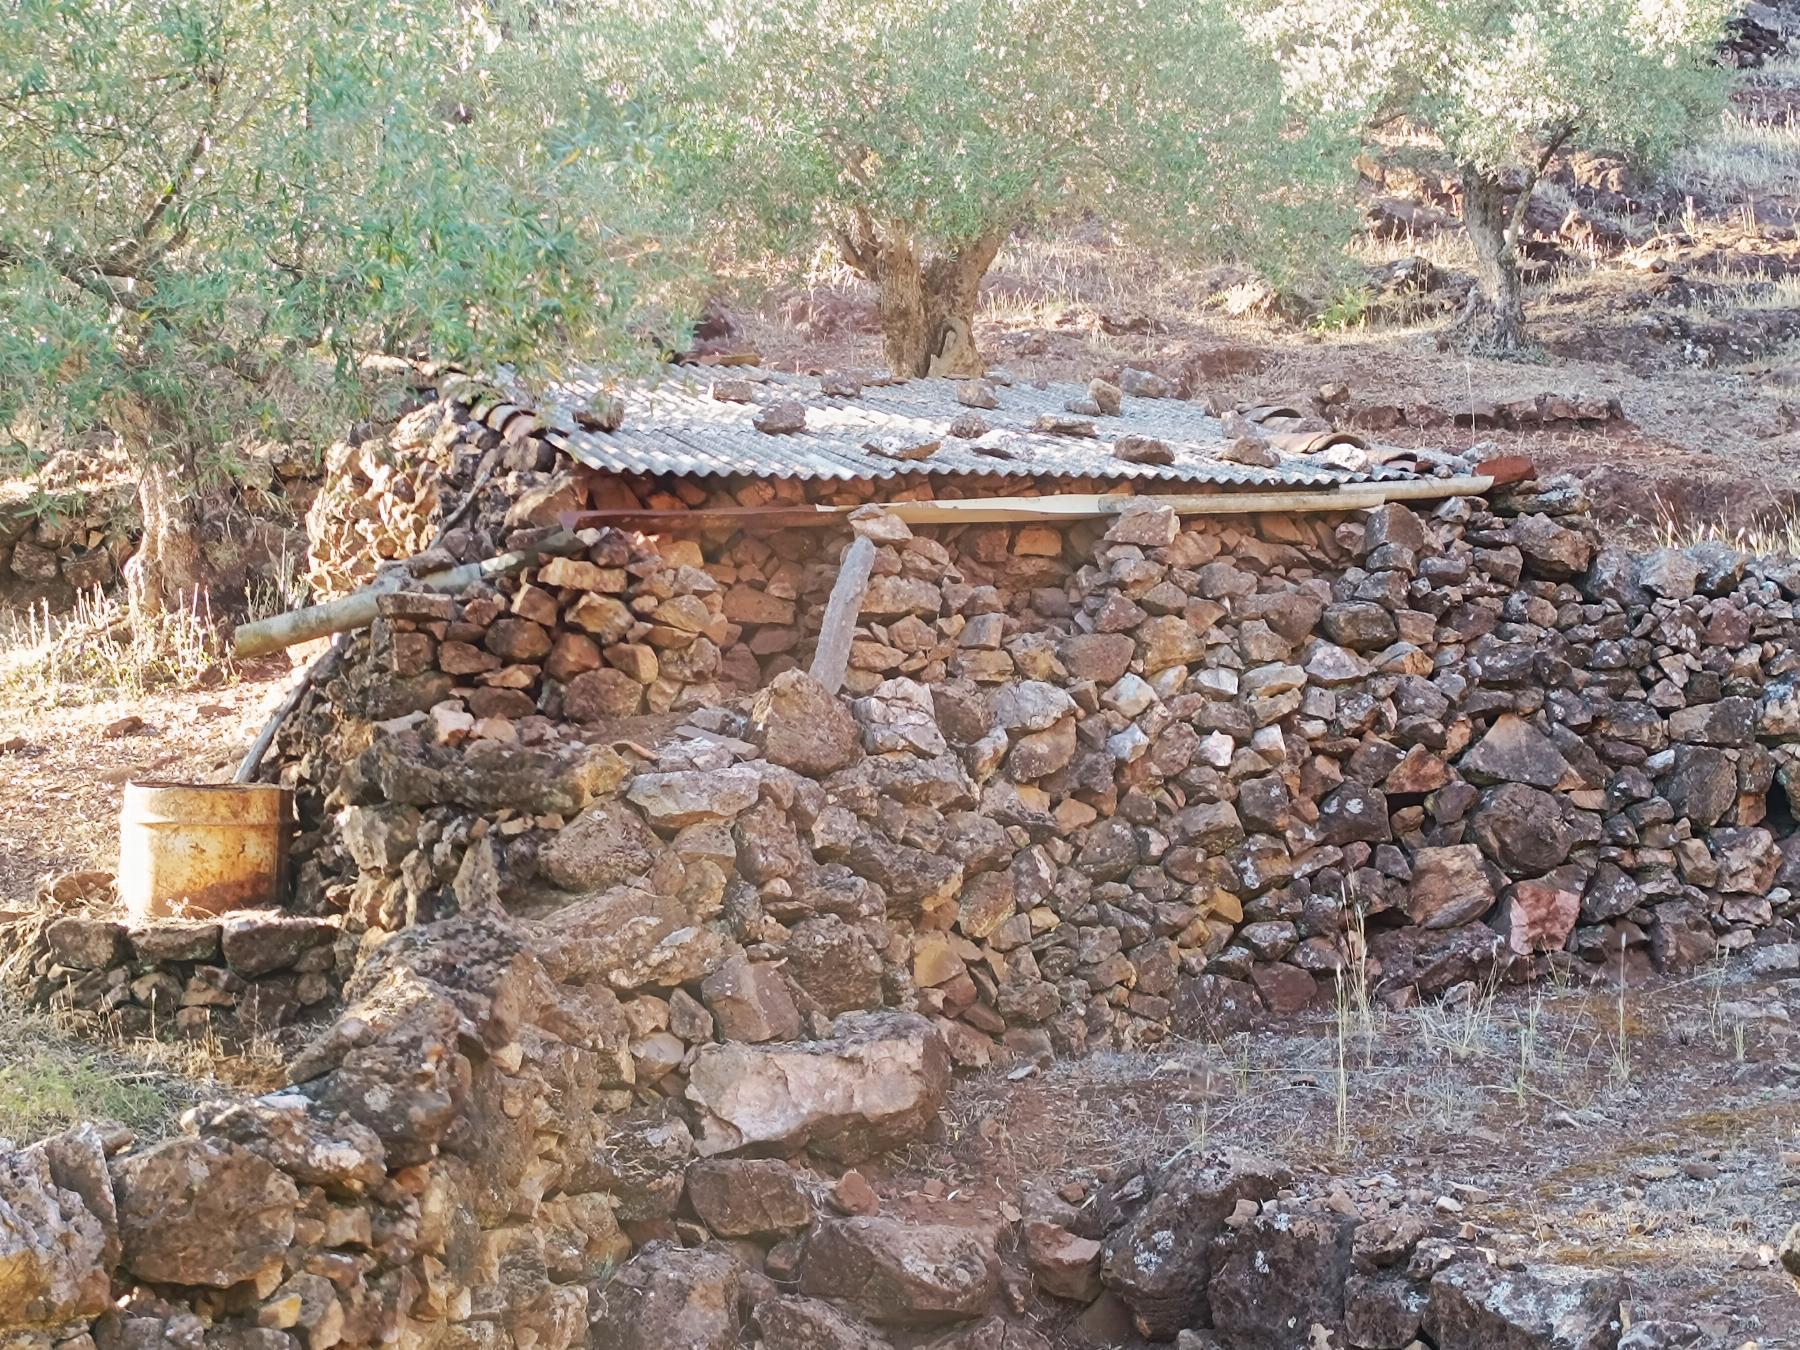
{"left": 0, "top": 1005, "right": 200, "bottom": 1142}
{"left": 0, "top": 587, "right": 226, "bottom": 709}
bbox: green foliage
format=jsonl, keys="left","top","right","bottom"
{"left": 0, "top": 0, "right": 694, "bottom": 475}
{"left": 1311, "top": 284, "right": 1374, "bottom": 333}
{"left": 617, "top": 0, "right": 1356, "bottom": 290}
{"left": 1237, "top": 0, "right": 1733, "bottom": 177}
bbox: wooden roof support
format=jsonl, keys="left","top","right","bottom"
{"left": 559, "top": 474, "right": 1499, "bottom": 533}
{"left": 807, "top": 536, "right": 878, "bottom": 696}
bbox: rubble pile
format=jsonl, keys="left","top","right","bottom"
{"left": 0, "top": 900, "right": 1667, "bottom": 1350}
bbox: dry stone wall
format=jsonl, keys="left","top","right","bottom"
{"left": 9, "top": 396, "right": 1800, "bottom": 1350}
{"left": 272, "top": 450, "right": 1800, "bottom": 1074}
{"left": 5, "top": 909, "right": 342, "bottom": 1042}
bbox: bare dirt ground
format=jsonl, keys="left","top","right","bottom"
{"left": 864, "top": 965, "right": 1800, "bottom": 1346}
{"left": 0, "top": 644, "right": 299, "bottom": 908}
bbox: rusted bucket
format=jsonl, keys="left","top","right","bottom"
{"left": 118, "top": 782, "right": 292, "bottom": 920}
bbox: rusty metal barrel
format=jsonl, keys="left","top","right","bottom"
{"left": 118, "top": 782, "right": 292, "bottom": 920}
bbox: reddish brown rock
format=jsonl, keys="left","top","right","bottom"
{"left": 687, "top": 1158, "right": 814, "bottom": 1237}
{"left": 1022, "top": 1219, "right": 1102, "bottom": 1302}
{"left": 799, "top": 1217, "right": 1001, "bottom": 1326}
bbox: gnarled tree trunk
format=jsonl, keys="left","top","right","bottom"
{"left": 111, "top": 393, "right": 212, "bottom": 621}
{"left": 123, "top": 455, "right": 209, "bottom": 619}
{"left": 840, "top": 217, "right": 1005, "bottom": 377}
{"left": 1454, "top": 166, "right": 1528, "bottom": 355}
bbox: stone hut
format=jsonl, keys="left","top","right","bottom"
{"left": 8, "top": 362, "right": 1800, "bottom": 1350}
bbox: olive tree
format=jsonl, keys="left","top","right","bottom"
{"left": 1238, "top": 0, "right": 1732, "bottom": 351}
{"left": 623, "top": 0, "right": 1352, "bottom": 377}
{"left": 0, "top": 0, "right": 689, "bottom": 618}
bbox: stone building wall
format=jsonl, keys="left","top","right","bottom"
{"left": 270, "top": 416, "right": 1800, "bottom": 1068}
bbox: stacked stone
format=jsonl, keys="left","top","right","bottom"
{"left": 0, "top": 478, "right": 139, "bottom": 598}
{"left": 302, "top": 401, "right": 520, "bottom": 600}
{"left": 0, "top": 896, "right": 1662, "bottom": 1350}
{"left": 10, "top": 910, "right": 340, "bottom": 1039}
{"left": 277, "top": 477, "right": 1800, "bottom": 1082}
{"left": 1325, "top": 389, "right": 1626, "bottom": 433}
{"left": 0, "top": 902, "right": 961, "bottom": 1350}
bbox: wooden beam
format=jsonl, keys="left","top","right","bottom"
{"left": 807, "top": 536, "right": 877, "bottom": 695}
{"left": 560, "top": 475, "right": 1497, "bottom": 532}
{"left": 231, "top": 531, "right": 582, "bottom": 659}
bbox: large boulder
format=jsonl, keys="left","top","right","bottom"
{"left": 685, "top": 1011, "right": 949, "bottom": 1162}
{"left": 798, "top": 1217, "right": 1001, "bottom": 1326}
{"left": 540, "top": 798, "right": 660, "bottom": 890}
{"left": 589, "top": 1242, "right": 750, "bottom": 1350}
{"left": 1101, "top": 1148, "right": 1291, "bottom": 1339}
{"left": 1426, "top": 1260, "right": 1627, "bottom": 1350}
{"left": 0, "top": 1132, "right": 114, "bottom": 1328}
{"left": 112, "top": 1137, "right": 299, "bottom": 1288}
{"left": 1208, "top": 1205, "right": 1355, "bottom": 1347}
{"left": 755, "top": 670, "right": 863, "bottom": 776}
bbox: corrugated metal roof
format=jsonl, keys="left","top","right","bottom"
{"left": 459, "top": 365, "right": 1427, "bottom": 489}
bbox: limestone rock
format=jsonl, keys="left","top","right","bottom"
{"left": 0, "top": 1133, "right": 113, "bottom": 1327}
{"left": 755, "top": 671, "right": 863, "bottom": 775}
{"left": 113, "top": 1137, "right": 299, "bottom": 1288}
{"left": 701, "top": 954, "right": 803, "bottom": 1042}
{"left": 541, "top": 798, "right": 660, "bottom": 890}
{"left": 187, "top": 1093, "right": 386, "bottom": 1194}
{"left": 627, "top": 765, "right": 763, "bottom": 828}
{"left": 686, "top": 1011, "right": 949, "bottom": 1162}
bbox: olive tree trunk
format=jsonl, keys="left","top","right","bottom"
{"left": 111, "top": 391, "right": 213, "bottom": 620}
{"left": 1454, "top": 166, "right": 1528, "bottom": 355}
{"left": 841, "top": 219, "right": 1005, "bottom": 378}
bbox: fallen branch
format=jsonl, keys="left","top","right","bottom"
{"left": 233, "top": 635, "right": 346, "bottom": 783}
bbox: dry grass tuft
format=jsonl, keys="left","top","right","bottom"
{"left": 0, "top": 587, "right": 227, "bottom": 708}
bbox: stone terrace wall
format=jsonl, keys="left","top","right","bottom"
{"left": 272, "top": 470, "right": 1800, "bottom": 1072}
{"left": 5, "top": 910, "right": 342, "bottom": 1042}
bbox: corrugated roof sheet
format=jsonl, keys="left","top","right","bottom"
{"left": 455, "top": 365, "right": 1428, "bottom": 490}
